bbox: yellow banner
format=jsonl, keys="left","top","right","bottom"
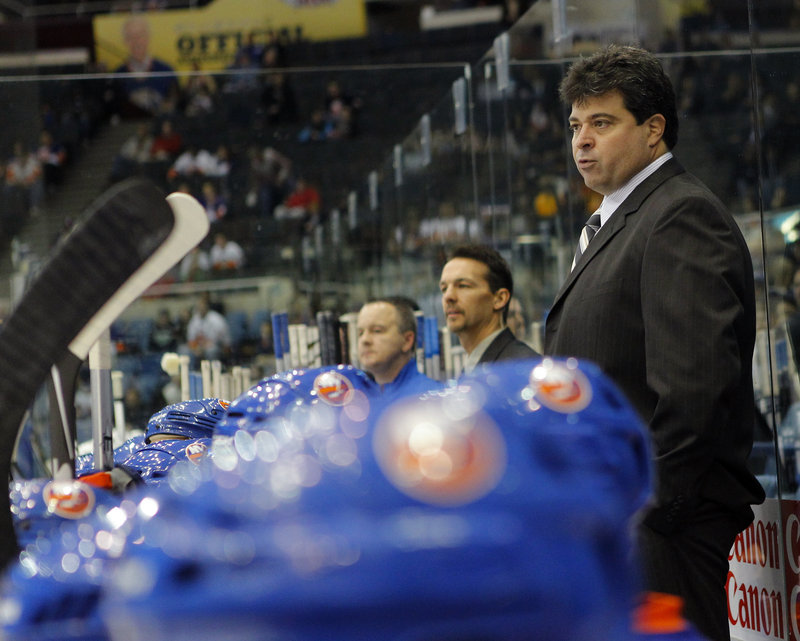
{"left": 93, "top": 0, "right": 367, "bottom": 72}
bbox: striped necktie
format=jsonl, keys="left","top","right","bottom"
{"left": 571, "top": 211, "right": 602, "bottom": 271}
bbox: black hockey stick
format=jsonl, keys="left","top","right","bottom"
{"left": 0, "top": 176, "right": 176, "bottom": 570}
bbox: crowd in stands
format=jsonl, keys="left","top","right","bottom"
{"left": 2, "top": 15, "right": 799, "bottom": 288}
{"left": 102, "top": 33, "right": 368, "bottom": 281}
{"left": 0, "top": 80, "right": 106, "bottom": 242}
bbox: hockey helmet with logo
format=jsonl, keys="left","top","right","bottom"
{"left": 215, "top": 365, "right": 378, "bottom": 437}
{"left": 145, "top": 398, "right": 229, "bottom": 443}
{"left": 118, "top": 437, "right": 212, "bottom": 486}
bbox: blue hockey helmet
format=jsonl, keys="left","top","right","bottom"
{"left": 118, "top": 437, "right": 212, "bottom": 486}
{"left": 145, "top": 398, "right": 229, "bottom": 443}
{"left": 215, "top": 365, "right": 378, "bottom": 437}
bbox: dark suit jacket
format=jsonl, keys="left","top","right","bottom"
{"left": 478, "top": 327, "right": 539, "bottom": 364}
{"left": 544, "top": 158, "right": 764, "bottom": 525}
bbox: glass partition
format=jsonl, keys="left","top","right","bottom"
{"left": 4, "top": 0, "right": 800, "bottom": 636}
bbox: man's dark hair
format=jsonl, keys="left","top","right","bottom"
{"left": 367, "top": 296, "right": 418, "bottom": 340}
{"left": 448, "top": 244, "right": 514, "bottom": 321}
{"left": 558, "top": 44, "right": 679, "bottom": 149}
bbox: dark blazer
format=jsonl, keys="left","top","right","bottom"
{"left": 478, "top": 327, "right": 539, "bottom": 364}
{"left": 544, "top": 158, "right": 764, "bottom": 522}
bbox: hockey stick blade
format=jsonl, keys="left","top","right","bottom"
{"left": 48, "top": 191, "right": 210, "bottom": 476}
{"left": 69, "top": 191, "right": 209, "bottom": 359}
{"left": 0, "top": 177, "right": 176, "bottom": 569}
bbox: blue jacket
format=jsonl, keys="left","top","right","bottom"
{"left": 378, "top": 359, "right": 441, "bottom": 403}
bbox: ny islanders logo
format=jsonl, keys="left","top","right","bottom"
{"left": 185, "top": 441, "right": 208, "bottom": 464}
{"left": 528, "top": 359, "right": 592, "bottom": 413}
{"left": 43, "top": 480, "right": 96, "bottom": 519}
{"left": 313, "top": 370, "right": 355, "bottom": 406}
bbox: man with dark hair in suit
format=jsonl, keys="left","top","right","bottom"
{"left": 440, "top": 244, "right": 538, "bottom": 374}
{"left": 544, "top": 44, "right": 764, "bottom": 641}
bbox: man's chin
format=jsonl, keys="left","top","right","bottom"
{"left": 445, "top": 318, "right": 462, "bottom": 332}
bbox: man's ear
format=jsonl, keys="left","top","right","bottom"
{"left": 493, "top": 288, "right": 511, "bottom": 312}
{"left": 647, "top": 114, "right": 666, "bottom": 146}
{"left": 402, "top": 331, "right": 416, "bottom": 354}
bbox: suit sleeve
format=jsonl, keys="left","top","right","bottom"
{"left": 640, "top": 195, "right": 751, "bottom": 504}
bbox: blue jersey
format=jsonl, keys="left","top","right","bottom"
{"left": 376, "top": 359, "right": 442, "bottom": 404}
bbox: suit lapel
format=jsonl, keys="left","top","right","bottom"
{"left": 479, "top": 328, "right": 511, "bottom": 364}
{"left": 550, "top": 159, "right": 685, "bottom": 309}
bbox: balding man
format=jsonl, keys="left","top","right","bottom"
{"left": 356, "top": 297, "right": 439, "bottom": 401}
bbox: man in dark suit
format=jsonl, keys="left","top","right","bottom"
{"left": 544, "top": 44, "right": 764, "bottom": 641}
{"left": 440, "top": 244, "right": 538, "bottom": 374}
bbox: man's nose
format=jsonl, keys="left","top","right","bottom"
{"left": 574, "top": 127, "right": 593, "bottom": 149}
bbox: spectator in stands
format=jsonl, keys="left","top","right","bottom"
{"left": 185, "top": 291, "right": 231, "bottom": 364}
{"left": 312, "top": 79, "right": 361, "bottom": 139}
{"left": 245, "top": 145, "right": 292, "bottom": 217}
{"left": 298, "top": 108, "right": 333, "bottom": 143}
{"left": 261, "top": 72, "right": 298, "bottom": 125}
{"left": 179, "top": 245, "right": 210, "bottom": 282}
{"left": 150, "top": 119, "right": 182, "bottom": 161}
{"left": 199, "top": 181, "right": 228, "bottom": 223}
{"left": 5, "top": 141, "right": 44, "bottom": 217}
{"left": 356, "top": 296, "right": 439, "bottom": 399}
{"left": 418, "top": 200, "right": 477, "bottom": 245}
{"left": 36, "top": 130, "right": 67, "bottom": 191}
{"left": 324, "top": 80, "right": 362, "bottom": 124}
{"left": 237, "top": 33, "right": 265, "bottom": 69}
{"left": 222, "top": 49, "right": 261, "bottom": 95}
{"left": 327, "top": 102, "right": 356, "bottom": 140}
{"left": 183, "top": 60, "right": 218, "bottom": 118}
{"left": 196, "top": 144, "right": 231, "bottom": 181}
{"left": 166, "top": 143, "right": 200, "bottom": 184}
{"left": 168, "top": 144, "right": 230, "bottom": 189}
{"left": 148, "top": 308, "right": 181, "bottom": 353}
{"left": 110, "top": 122, "right": 153, "bottom": 182}
{"left": 184, "top": 81, "right": 216, "bottom": 120}
{"left": 274, "top": 176, "right": 320, "bottom": 229}
{"left": 259, "top": 42, "right": 285, "bottom": 69}
{"left": 210, "top": 231, "right": 245, "bottom": 273}
{"left": 114, "top": 14, "right": 178, "bottom": 117}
